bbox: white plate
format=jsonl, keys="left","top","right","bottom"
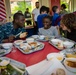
{"left": 47, "top": 53, "right": 64, "bottom": 61}
{"left": 14, "top": 40, "right": 23, "bottom": 46}
{"left": 0, "top": 49, "right": 12, "bottom": 57}
{"left": 2, "top": 43, "right": 13, "bottom": 50}
{"left": 32, "top": 35, "right": 39, "bottom": 39}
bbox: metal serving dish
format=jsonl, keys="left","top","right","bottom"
{"left": 0, "top": 57, "right": 28, "bottom": 75}
{"left": 49, "top": 37, "right": 75, "bottom": 51}
{"left": 14, "top": 41, "right": 45, "bottom": 54}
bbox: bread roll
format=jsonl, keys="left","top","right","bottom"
{"left": 51, "top": 73, "right": 56, "bottom": 75}
{"left": 20, "top": 32, "right": 27, "bottom": 38}
{"left": 56, "top": 68, "right": 66, "bottom": 75}
{"left": 29, "top": 42, "right": 37, "bottom": 47}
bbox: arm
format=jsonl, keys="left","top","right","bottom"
{"left": 2, "top": 35, "right": 15, "bottom": 43}
{"left": 38, "top": 28, "right": 42, "bottom": 35}
{"left": 32, "top": 13, "right": 36, "bottom": 26}
{"left": 54, "top": 27, "right": 59, "bottom": 37}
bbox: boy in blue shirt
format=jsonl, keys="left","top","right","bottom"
{"left": 52, "top": 6, "right": 61, "bottom": 26}
{"left": 37, "top": 6, "right": 50, "bottom": 29}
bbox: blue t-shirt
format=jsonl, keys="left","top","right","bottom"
{"left": 37, "top": 14, "right": 48, "bottom": 28}
{"left": 52, "top": 13, "right": 60, "bottom": 26}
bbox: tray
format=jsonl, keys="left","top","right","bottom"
{"left": 0, "top": 48, "right": 12, "bottom": 57}
{"left": 15, "top": 42, "right": 45, "bottom": 54}
{"left": 60, "top": 49, "right": 74, "bottom": 54}
{"left": 0, "top": 57, "right": 28, "bottom": 75}
{"left": 32, "top": 35, "right": 55, "bottom": 42}
{"left": 49, "top": 37, "right": 75, "bottom": 51}
{"left": 35, "top": 37, "right": 49, "bottom": 42}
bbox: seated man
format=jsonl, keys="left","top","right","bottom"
{"left": 1, "top": 13, "right": 27, "bottom": 43}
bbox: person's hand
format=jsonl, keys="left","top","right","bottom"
{"left": 8, "top": 35, "right": 15, "bottom": 42}
{"left": 19, "top": 32, "right": 28, "bottom": 38}
{"left": 2, "top": 39, "right": 9, "bottom": 43}
{"left": 0, "top": 19, "right": 7, "bottom": 25}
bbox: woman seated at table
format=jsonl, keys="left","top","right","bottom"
{"left": 38, "top": 15, "right": 59, "bottom": 37}
{"left": 60, "top": 13, "right": 76, "bottom": 42}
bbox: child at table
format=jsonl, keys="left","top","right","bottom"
{"left": 38, "top": 15, "right": 59, "bottom": 37}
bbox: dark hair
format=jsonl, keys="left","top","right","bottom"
{"left": 35, "top": 1, "right": 39, "bottom": 4}
{"left": 61, "top": 13, "right": 76, "bottom": 30}
{"left": 17, "top": 10, "right": 22, "bottom": 13}
{"left": 43, "top": 15, "right": 53, "bottom": 22}
{"left": 52, "top": 6, "right": 58, "bottom": 13}
{"left": 40, "top": 6, "right": 49, "bottom": 14}
{"left": 26, "top": 8, "right": 29, "bottom": 10}
{"left": 46, "top": 7, "right": 50, "bottom": 14}
{"left": 13, "top": 13, "right": 24, "bottom": 20}
{"left": 61, "top": 4, "right": 66, "bottom": 9}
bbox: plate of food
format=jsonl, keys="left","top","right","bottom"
{"left": 64, "top": 58, "right": 76, "bottom": 73}
{"left": 16, "top": 41, "right": 45, "bottom": 54}
{"left": 47, "top": 53, "right": 64, "bottom": 61}
{"left": 0, "top": 43, "right": 13, "bottom": 57}
{"left": 49, "top": 38, "right": 75, "bottom": 50}
{"left": 0, "top": 57, "right": 28, "bottom": 75}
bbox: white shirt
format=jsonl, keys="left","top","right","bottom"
{"left": 32, "top": 8, "right": 40, "bottom": 21}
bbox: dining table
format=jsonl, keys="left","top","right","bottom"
{"left": 6, "top": 41, "right": 60, "bottom": 67}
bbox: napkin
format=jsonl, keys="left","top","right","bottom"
{"left": 26, "top": 58, "right": 76, "bottom": 75}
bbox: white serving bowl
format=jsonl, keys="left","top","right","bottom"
{"left": 63, "top": 41, "right": 74, "bottom": 48}
{"left": 64, "top": 58, "right": 76, "bottom": 72}
{"left": 32, "top": 35, "right": 39, "bottom": 39}
{"left": 39, "top": 35, "right": 45, "bottom": 40}
{"left": 47, "top": 53, "right": 64, "bottom": 61}
{"left": 51, "top": 39, "right": 62, "bottom": 45}
{"left": 2, "top": 43, "right": 13, "bottom": 49}
{"left": 14, "top": 40, "right": 23, "bottom": 46}
{"left": 26, "top": 38, "right": 34, "bottom": 43}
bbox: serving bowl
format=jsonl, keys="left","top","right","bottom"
{"left": 51, "top": 39, "right": 62, "bottom": 45}
{"left": 63, "top": 41, "right": 74, "bottom": 48}
{"left": 2, "top": 43, "right": 13, "bottom": 49}
{"left": 64, "top": 58, "right": 76, "bottom": 72}
{"left": 26, "top": 38, "right": 34, "bottom": 43}
{"left": 39, "top": 35, "right": 45, "bottom": 40}
{"left": 47, "top": 53, "right": 64, "bottom": 61}
{"left": 32, "top": 35, "right": 39, "bottom": 39}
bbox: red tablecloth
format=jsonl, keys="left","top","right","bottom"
{"left": 6, "top": 42, "right": 60, "bottom": 67}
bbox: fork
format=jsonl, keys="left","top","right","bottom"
{"left": 15, "top": 31, "right": 22, "bottom": 38}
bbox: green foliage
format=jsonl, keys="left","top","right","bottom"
{"left": 17, "top": 1, "right": 26, "bottom": 13}
{"left": 61, "top": 1, "right": 69, "bottom": 11}
{"left": 11, "top": 1, "right": 32, "bottom": 15}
